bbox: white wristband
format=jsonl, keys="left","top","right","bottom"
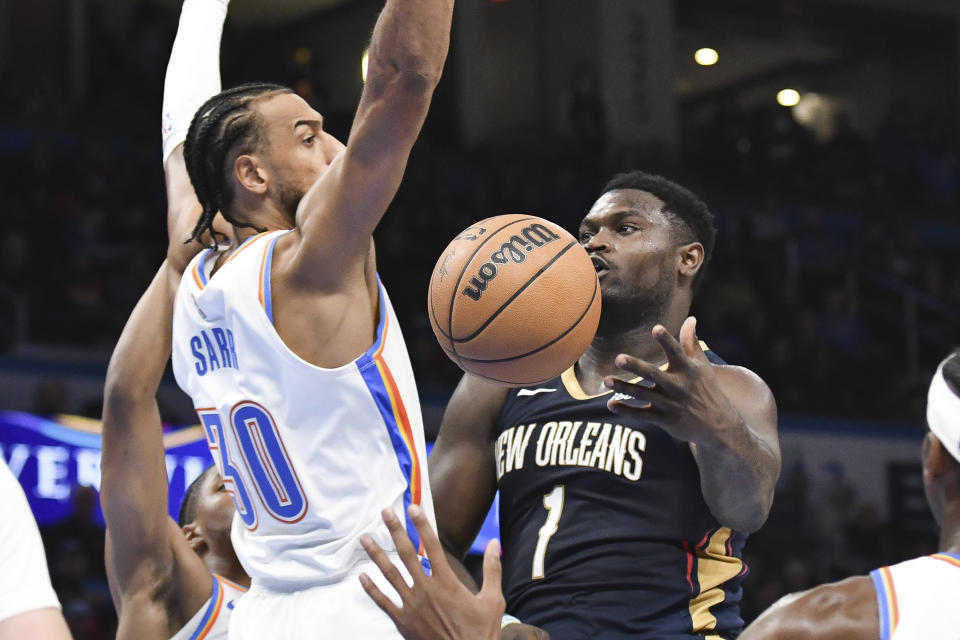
{"left": 501, "top": 614, "right": 522, "bottom": 630}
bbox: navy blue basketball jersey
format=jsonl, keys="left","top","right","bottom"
{"left": 495, "top": 347, "right": 746, "bottom": 640}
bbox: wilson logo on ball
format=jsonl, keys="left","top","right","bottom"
{"left": 462, "top": 223, "right": 560, "bottom": 301}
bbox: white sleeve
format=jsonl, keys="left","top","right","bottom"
{"left": 161, "top": 0, "right": 230, "bottom": 162}
{"left": 0, "top": 460, "right": 61, "bottom": 622}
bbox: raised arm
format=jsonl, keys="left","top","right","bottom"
{"left": 100, "top": 264, "right": 211, "bottom": 631}
{"left": 162, "top": 0, "right": 231, "bottom": 277}
{"left": 290, "top": 0, "right": 454, "bottom": 285}
{"left": 739, "top": 576, "right": 878, "bottom": 640}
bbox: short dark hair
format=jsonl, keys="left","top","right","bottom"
{"left": 183, "top": 82, "right": 294, "bottom": 245}
{"left": 600, "top": 171, "right": 716, "bottom": 290}
{"left": 943, "top": 349, "right": 960, "bottom": 395}
{"left": 178, "top": 465, "right": 217, "bottom": 527}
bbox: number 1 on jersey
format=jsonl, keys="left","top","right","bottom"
{"left": 532, "top": 485, "right": 564, "bottom": 580}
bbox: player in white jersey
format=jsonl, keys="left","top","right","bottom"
{"left": 100, "top": 1, "right": 249, "bottom": 638}
{"left": 169, "top": 0, "right": 452, "bottom": 636}
{"left": 0, "top": 459, "right": 72, "bottom": 640}
{"left": 738, "top": 348, "right": 960, "bottom": 640}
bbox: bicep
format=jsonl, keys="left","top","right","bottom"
{"left": 430, "top": 374, "right": 508, "bottom": 559}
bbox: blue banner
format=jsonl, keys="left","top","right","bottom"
{"left": 0, "top": 411, "right": 499, "bottom": 554}
{"left": 0, "top": 410, "right": 213, "bottom": 526}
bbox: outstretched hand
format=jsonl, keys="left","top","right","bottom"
{"left": 604, "top": 316, "right": 743, "bottom": 446}
{"left": 359, "top": 505, "right": 506, "bottom": 640}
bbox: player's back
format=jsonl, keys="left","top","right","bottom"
{"left": 871, "top": 552, "right": 960, "bottom": 639}
{"left": 171, "top": 230, "right": 434, "bottom": 590}
{"left": 494, "top": 348, "right": 746, "bottom": 640}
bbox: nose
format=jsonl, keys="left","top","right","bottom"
{"left": 582, "top": 230, "right": 609, "bottom": 253}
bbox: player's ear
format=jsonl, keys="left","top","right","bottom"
{"left": 677, "top": 241, "right": 704, "bottom": 279}
{"left": 234, "top": 154, "right": 268, "bottom": 196}
{"left": 182, "top": 522, "right": 209, "bottom": 555}
{"left": 922, "top": 432, "right": 949, "bottom": 481}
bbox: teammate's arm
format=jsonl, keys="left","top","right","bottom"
{"left": 101, "top": 265, "right": 212, "bottom": 634}
{"left": 738, "top": 576, "right": 878, "bottom": 640}
{"left": 288, "top": 0, "right": 454, "bottom": 286}
{"left": 606, "top": 317, "right": 780, "bottom": 533}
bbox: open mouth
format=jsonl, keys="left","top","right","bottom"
{"left": 591, "top": 256, "right": 609, "bottom": 277}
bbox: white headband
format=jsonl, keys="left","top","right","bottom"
{"left": 928, "top": 360, "right": 960, "bottom": 464}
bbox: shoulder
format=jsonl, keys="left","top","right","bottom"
{"left": 441, "top": 374, "right": 512, "bottom": 442}
{"left": 740, "top": 575, "right": 877, "bottom": 640}
{"left": 713, "top": 364, "right": 776, "bottom": 411}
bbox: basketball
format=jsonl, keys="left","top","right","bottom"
{"left": 427, "top": 214, "right": 602, "bottom": 386}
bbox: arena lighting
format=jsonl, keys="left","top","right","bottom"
{"left": 362, "top": 48, "right": 370, "bottom": 82}
{"left": 777, "top": 88, "right": 801, "bottom": 107}
{"left": 694, "top": 48, "right": 719, "bottom": 66}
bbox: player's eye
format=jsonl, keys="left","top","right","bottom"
{"left": 303, "top": 135, "right": 315, "bottom": 145}
{"left": 579, "top": 231, "right": 593, "bottom": 243}
{"left": 618, "top": 224, "right": 637, "bottom": 234}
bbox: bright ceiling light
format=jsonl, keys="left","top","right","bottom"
{"left": 777, "top": 89, "right": 801, "bottom": 107}
{"left": 694, "top": 48, "right": 718, "bottom": 66}
{"left": 362, "top": 48, "right": 370, "bottom": 83}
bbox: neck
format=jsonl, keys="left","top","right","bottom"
{"left": 205, "top": 551, "right": 250, "bottom": 589}
{"left": 576, "top": 297, "right": 689, "bottom": 396}
{"left": 939, "top": 499, "right": 960, "bottom": 555}
{"left": 228, "top": 200, "right": 295, "bottom": 246}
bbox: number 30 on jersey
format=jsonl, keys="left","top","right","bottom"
{"left": 198, "top": 402, "right": 308, "bottom": 529}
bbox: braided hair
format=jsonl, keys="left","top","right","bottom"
{"left": 183, "top": 82, "right": 294, "bottom": 245}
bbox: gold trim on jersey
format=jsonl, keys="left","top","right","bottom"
{"left": 560, "top": 341, "right": 711, "bottom": 400}
{"left": 688, "top": 527, "right": 743, "bottom": 633}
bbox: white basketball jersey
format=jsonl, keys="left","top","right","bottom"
{"left": 870, "top": 553, "right": 960, "bottom": 640}
{"left": 172, "top": 230, "right": 435, "bottom": 590}
{"left": 169, "top": 574, "right": 246, "bottom": 640}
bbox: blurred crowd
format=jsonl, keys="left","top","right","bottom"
{"left": 2, "top": 1, "right": 958, "bottom": 636}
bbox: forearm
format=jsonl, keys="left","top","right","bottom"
{"left": 368, "top": 0, "right": 454, "bottom": 85}
{"left": 693, "top": 415, "right": 779, "bottom": 533}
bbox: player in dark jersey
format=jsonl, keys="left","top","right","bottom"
{"left": 425, "top": 171, "right": 781, "bottom": 640}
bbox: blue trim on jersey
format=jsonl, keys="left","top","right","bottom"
{"left": 189, "top": 575, "right": 223, "bottom": 640}
{"left": 197, "top": 248, "right": 212, "bottom": 286}
{"left": 942, "top": 552, "right": 960, "bottom": 562}
{"left": 356, "top": 360, "right": 419, "bottom": 551}
{"left": 355, "top": 281, "right": 418, "bottom": 550}
{"left": 262, "top": 235, "right": 280, "bottom": 323}
{"left": 870, "top": 569, "right": 892, "bottom": 640}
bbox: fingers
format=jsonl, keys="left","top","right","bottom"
{"left": 358, "top": 540, "right": 408, "bottom": 618}
{"left": 381, "top": 508, "right": 427, "bottom": 584}
{"left": 478, "top": 539, "right": 504, "bottom": 609}
{"left": 407, "top": 503, "right": 450, "bottom": 574}
{"left": 651, "top": 324, "right": 687, "bottom": 368}
{"left": 610, "top": 353, "right": 664, "bottom": 382}
{"left": 678, "top": 316, "right": 707, "bottom": 361}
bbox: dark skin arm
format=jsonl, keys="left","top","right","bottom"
{"left": 101, "top": 264, "right": 215, "bottom": 639}
{"left": 429, "top": 374, "right": 550, "bottom": 639}
{"left": 284, "top": 0, "right": 454, "bottom": 287}
{"left": 739, "top": 576, "right": 879, "bottom": 640}
{"left": 605, "top": 317, "right": 780, "bottom": 533}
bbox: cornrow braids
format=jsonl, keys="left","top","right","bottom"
{"left": 183, "top": 82, "right": 294, "bottom": 245}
